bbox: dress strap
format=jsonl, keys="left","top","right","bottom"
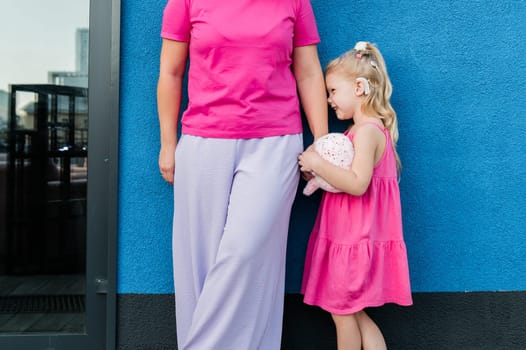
{"left": 354, "top": 121, "right": 393, "bottom": 155}
{"left": 359, "top": 121, "right": 386, "bottom": 132}
{"left": 346, "top": 121, "right": 388, "bottom": 142}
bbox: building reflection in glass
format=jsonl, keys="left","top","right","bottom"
{"left": 0, "top": 25, "right": 89, "bottom": 334}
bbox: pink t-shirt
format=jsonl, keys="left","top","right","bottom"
{"left": 161, "top": 0, "right": 320, "bottom": 138}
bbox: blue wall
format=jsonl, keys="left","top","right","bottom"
{"left": 118, "top": 0, "right": 526, "bottom": 294}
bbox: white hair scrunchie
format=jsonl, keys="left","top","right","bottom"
{"left": 354, "top": 41, "right": 368, "bottom": 51}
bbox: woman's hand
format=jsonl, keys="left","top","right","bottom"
{"left": 159, "top": 146, "right": 175, "bottom": 184}
{"left": 157, "top": 39, "right": 187, "bottom": 185}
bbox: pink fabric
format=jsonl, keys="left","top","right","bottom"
{"left": 161, "top": 0, "right": 320, "bottom": 138}
{"left": 301, "top": 125, "right": 413, "bottom": 314}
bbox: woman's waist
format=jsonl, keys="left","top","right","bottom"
{"left": 181, "top": 109, "right": 302, "bottom": 138}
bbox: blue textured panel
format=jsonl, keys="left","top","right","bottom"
{"left": 118, "top": 0, "right": 176, "bottom": 293}
{"left": 118, "top": 0, "right": 526, "bottom": 293}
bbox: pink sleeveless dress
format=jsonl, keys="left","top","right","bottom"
{"left": 301, "top": 123, "right": 413, "bottom": 314}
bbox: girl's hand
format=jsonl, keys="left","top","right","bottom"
{"left": 299, "top": 144, "right": 315, "bottom": 180}
{"left": 298, "top": 148, "right": 322, "bottom": 174}
{"left": 159, "top": 146, "right": 175, "bottom": 184}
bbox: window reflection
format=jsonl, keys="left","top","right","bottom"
{"left": 0, "top": 1, "right": 89, "bottom": 334}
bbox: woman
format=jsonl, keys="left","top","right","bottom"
{"left": 157, "top": 0, "right": 328, "bottom": 348}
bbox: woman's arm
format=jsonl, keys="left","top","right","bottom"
{"left": 292, "top": 45, "right": 328, "bottom": 140}
{"left": 298, "top": 125, "right": 383, "bottom": 195}
{"left": 157, "top": 39, "right": 188, "bottom": 184}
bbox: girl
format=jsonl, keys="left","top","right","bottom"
{"left": 298, "top": 41, "right": 412, "bottom": 350}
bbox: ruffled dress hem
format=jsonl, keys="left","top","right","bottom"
{"left": 302, "top": 296, "right": 413, "bottom": 315}
{"left": 301, "top": 235, "right": 413, "bottom": 313}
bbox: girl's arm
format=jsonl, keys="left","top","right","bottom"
{"left": 157, "top": 39, "right": 188, "bottom": 184}
{"left": 298, "top": 125, "right": 383, "bottom": 195}
{"left": 292, "top": 45, "right": 328, "bottom": 140}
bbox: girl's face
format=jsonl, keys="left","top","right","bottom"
{"left": 325, "top": 72, "right": 359, "bottom": 120}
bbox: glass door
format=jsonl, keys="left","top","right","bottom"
{"left": 0, "top": 0, "right": 118, "bottom": 348}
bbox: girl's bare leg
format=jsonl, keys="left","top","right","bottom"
{"left": 331, "top": 313, "right": 362, "bottom": 350}
{"left": 356, "top": 311, "right": 387, "bottom": 350}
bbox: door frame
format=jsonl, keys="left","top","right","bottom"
{"left": 1, "top": 0, "right": 120, "bottom": 348}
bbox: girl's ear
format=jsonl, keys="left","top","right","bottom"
{"left": 355, "top": 77, "right": 370, "bottom": 96}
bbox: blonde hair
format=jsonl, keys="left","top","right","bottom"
{"left": 326, "top": 42, "right": 401, "bottom": 171}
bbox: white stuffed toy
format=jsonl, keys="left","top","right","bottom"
{"left": 303, "top": 133, "right": 354, "bottom": 196}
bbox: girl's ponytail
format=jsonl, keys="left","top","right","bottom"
{"left": 327, "top": 42, "right": 401, "bottom": 171}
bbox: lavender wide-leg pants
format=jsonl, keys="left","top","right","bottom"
{"left": 173, "top": 134, "right": 302, "bottom": 350}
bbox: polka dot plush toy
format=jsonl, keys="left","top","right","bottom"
{"left": 303, "top": 133, "right": 354, "bottom": 196}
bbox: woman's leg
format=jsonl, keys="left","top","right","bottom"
{"left": 172, "top": 135, "right": 237, "bottom": 348}
{"left": 174, "top": 134, "right": 302, "bottom": 350}
{"left": 331, "top": 313, "right": 362, "bottom": 350}
{"left": 356, "top": 311, "right": 387, "bottom": 350}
